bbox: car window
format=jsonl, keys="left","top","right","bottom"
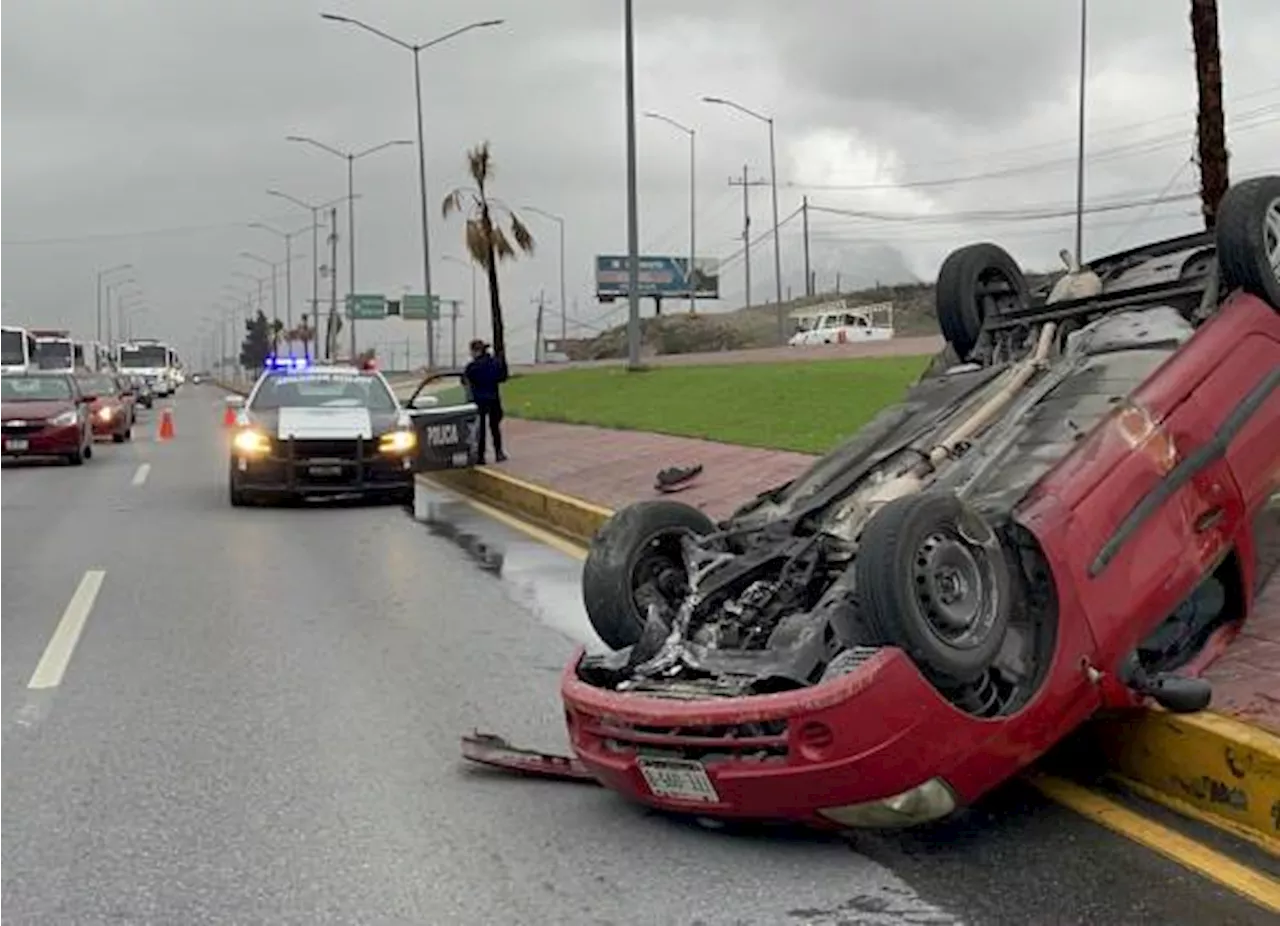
{"left": 249, "top": 372, "right": 397, "bottom": 411}
{"left": 77, "top": 375, "right": 118, "bottom": 396}
{"left": 2, "top": 375, "right": 74, "bottom": 401}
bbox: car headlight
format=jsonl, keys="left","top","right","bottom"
{"left": 51, "top": 410, "right": 79, "bottom": 427}
{"left": 232, "top": 428, "right": 272, "bottom": 455}
{"left": 97, "top": 406, "right": 115, "bottom": 421}
{"left": 378, "top": 429, "right": 417, "bottom": 453}
{"left": 816, "top": 777, "right": 957, "bottom": 829}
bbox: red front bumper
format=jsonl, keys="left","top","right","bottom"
{"left": 2, "top": 424, "right": 81, "bottom": 457}
{"left": 561, "top": 647, "right": 1051, "bottom": 827}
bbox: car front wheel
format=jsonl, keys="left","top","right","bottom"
{"left": 855, "top": 492, "right": 1013, "bottom": 688}
{"left": 582, "top": 500, "right": 717, "bottom": 650}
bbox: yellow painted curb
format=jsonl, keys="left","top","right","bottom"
{"left": 438, "top": 465, "right": 1280, "bottom": 852}
{"left": 1090, "top": 710, "right": 1280, "bottom": 852}
{"left": 429, "top": 467, "right": 613, "bottom": 547}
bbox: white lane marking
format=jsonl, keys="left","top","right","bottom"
{"left": 131, "top": 463, "right": 151, "bottom": 486}
{"left": 27, "top": 570, "right": 107, "bottom": 690}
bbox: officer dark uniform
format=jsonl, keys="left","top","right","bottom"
{"left": 462, "top": 338, "right": 509, "bottom": 463}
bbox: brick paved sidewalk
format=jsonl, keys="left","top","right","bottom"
{"left": 493, "top": 417, "right": 1279, "bottom": 735}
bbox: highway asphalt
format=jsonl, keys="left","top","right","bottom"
{"left": 1, "top": 387, "right": 1273, "bottom": 926}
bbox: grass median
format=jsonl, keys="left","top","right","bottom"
{"left": 501, "top": 356, "right": 932, "bottom": 454}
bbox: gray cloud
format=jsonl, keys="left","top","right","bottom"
{"left": 3, "top": 0, "right": 1278, "bottom": 365}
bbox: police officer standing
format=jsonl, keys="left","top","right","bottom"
{"left": 462, "top": 338, "right": 509, "bottom": 463}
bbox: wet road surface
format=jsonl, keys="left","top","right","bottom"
{"left": 2, "top": 387, "right": 1273, "bottom": 925}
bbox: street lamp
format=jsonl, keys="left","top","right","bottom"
{"left": 249, "top": 221, "right": 320, "bottom": 346}
{"left": 95, "top": 263, "right": 132, "bottom": 344}
{"left": 623, "top": 0, "right": 641, "bottom": 370}
{"left": 643, "top": 111, "right": 697, "bottom": 316}
{"left": 702, "top": 95, "right": 784, "bottom": 343}
{"left": 266, "top": 189, "right": 353, "bottom": 350}
{"left": 104, "top": 278, "right": 137, "bottom": 346}
{"left": 442, "top": 255, "right": 480, "bottom": 342}
{"left": 320, "top": 12, "right": 506, "bottom": 369}
{"left": 285, "top": 135, "right": 413, "bottom": 359}
{"left": 522, "top": 206, "right": 567, "bottom": 341}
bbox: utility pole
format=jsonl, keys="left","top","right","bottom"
{"left": 1191, "top": 0, "right": 1229, "bottom": 228}
{"left": 329, "top": 207, "right": 340, "bottom": 360}
{"left": 730, "top": 164, "right": 768, "bottom": 309}
{"left": 448, "top": 299, "right": 460, "bottom": 368}
{"left": 533, "top": 289, "right": 547, "bottom": 364}
{"left": 1073, "top": 0, "right": 1088, "bottom": 265}
{"left": 623, "top": 0, "right": 642, "bottom": 371}
{"left": 802, "top": 196, "right": 812, "bottom": 298}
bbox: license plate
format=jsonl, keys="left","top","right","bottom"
{"left": 4, "top": 439, "right": 29, "bottom": 452}
{"left": 637, "top": 757, "right": 720, "bottom": 803}
{"left": 308, "top": 464, "right": 343, "bottom": 476}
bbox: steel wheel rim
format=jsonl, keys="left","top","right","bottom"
{"left": 1264, "top": 196, "right": 1280, "bottom": 276}
{"left": 912, "top": 529, "right": 1001, "bottom": 650}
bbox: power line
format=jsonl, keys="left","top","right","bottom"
{"left": 1, "top": 211, "right": 323, "bottom": 247}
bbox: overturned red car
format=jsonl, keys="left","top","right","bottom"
{"left": 470, "top": 175, "right": 1280, "bottom": 830}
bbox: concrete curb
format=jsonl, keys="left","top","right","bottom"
{"left": 436, "top": 464, "right": 1280, "bottom": 850}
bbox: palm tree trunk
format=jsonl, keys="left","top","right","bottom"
{"left": 480, "top": 203, "right": 506, "bottom": 357}
{"left": 1190, "top": 0, "right": 1228, "bottom": 228}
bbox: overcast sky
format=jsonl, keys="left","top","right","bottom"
{"left": 3, "top": 0, "right": 1278, "bottom": 366}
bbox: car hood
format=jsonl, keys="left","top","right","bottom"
{"left": 1, "top": 400, "right": 77, "bottom": 421}
{"left": 243, "top": 407, "right": 404, "bottom": 439}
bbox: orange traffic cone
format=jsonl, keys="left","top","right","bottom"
{"left": 158, "top": 406, "right": 175, "bottom": 441}
{"left": 222, "top": 404, "right": 237, "bottom": 428}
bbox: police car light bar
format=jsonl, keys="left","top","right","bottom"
{"left": 264, "top": 355, "right": 309, "bottom": 371}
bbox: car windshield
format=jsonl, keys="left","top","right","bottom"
{"left": 2, "top": 375, "right": 73, "bottom": 401}
{"left": 77, "top": 375, "right": 118, "bottom": 396}
{"left": 34, "top": 341, "right": 73, "bottom": 368}
{"left": 248, "top": 372, "right": 397, "bottom": 411}
{"left": 119, "top": 346, "right": 169, "bottom": 368}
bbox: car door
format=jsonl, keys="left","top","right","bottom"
{"left": 1183, "top": 325, "right": 1280, "bottom": 599}
{"left": 404, "top": 371, "right": 483, "bottom": 472}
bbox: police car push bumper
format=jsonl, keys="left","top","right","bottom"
{"left": 231, "top": 407, "right": 417, "bottom": 496}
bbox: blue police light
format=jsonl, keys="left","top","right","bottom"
{"left": 264, "top": 355, "right": 309, "bottom": 371}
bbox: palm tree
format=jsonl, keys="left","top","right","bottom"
{"left": 441, "top": 142, "right": 535, "bottom": 358}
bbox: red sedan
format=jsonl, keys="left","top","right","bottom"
{"left": 76, "top": 372, "right": 135, "bottom": 442}
{"left": 1, "top": 372, "right": 94, "bottom": 465}
{"left": 469, "top": 175, "right": 1280, "bottom": 829}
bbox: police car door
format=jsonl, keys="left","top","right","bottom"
{"left": 404, "top": 371, "right": 483, "bottom": 471}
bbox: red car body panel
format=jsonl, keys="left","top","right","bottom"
{"left": 559, "top": 292, "right": 1280, "bottom": 825}
{"left": 1, "top": 397, "right": 89, "bottom": 457}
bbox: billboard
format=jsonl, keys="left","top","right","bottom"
{"left": 595, "top": 255, "right": 719, "bottom": 301}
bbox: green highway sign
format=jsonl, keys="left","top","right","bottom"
{"left": 345, "top": 293, "right": 387, "bottom": 320}
{"left": 401, "top": 294, "right": 439, "bottom": 321}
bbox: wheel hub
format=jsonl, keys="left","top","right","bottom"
{"left": 912, "top": 531, "right": 997, "bottom": 648}
{"left": 1264, "top": 196, "right": 1280, "bottom": 276}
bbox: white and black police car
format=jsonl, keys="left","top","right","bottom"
{"left": 225, "top": 357, "right": 480, "bottom": 506}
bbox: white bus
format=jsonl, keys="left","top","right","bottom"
{"left": 117, "top": 339, "right": 177, "bottom": 396}
{"left": 1, "top": 325, "right": 39, "bottom": 373}
{"left": 31, "top": 329, "right": 77, "bottom": 371}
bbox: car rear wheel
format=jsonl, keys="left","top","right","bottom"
{"left": 582, "top": 500, "right": 717, "bottom": 650}
{"left": 66, "top": 445, "right": 85, "bottom": 466}
{"left": 229, "top": 482, "right": 248, "bottom": 507}
{"left": 855, "top": 492, "right": 1012, "bottom": 687}
{"left": 1216, "top": 174, "right": 1280, "bottom": 309}
{"left": 112, "top": 429, "right": 127, "bottom": 443}
{"left": 935, "top": 243, "right": 1029, "bottom": 361}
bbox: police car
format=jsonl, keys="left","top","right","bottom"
{"left": 225, "top": 358, "right": 477, "bottom": 506}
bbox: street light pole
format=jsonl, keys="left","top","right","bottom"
{"left": 643, "top": 112, "right": 697, "bottom": 315}
{"left": 702, "top": 95, "right": 784, "bottom": 343}
{"left": 249, "top": 221, "right": 321, "bottom": 352}
{"left": 95, "top": 264, "right": 132, "bottom": 346}
{"left": 320, "top": 13, "right": 505, "bottom": 370}
{"left": 623, "top": 0, "right": 642, "bottom": 371}
{"left": 267, "top": 190, "right": 351, "bottom": 355}
{"left": 104, "top": 278, "right": 137, "bottom": 347}
{"left": 285, "top": 135, "right": 413, "bottom": 359}
{"left": 523, "top": 207, "right": 567, "bottom": 340}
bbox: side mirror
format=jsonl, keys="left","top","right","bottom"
{"left": 224, "top": 395, "right": 245, "bottom": 409}
{"left": 79, "top": 394, "right": 98, "bottom": 403}
{"left": 409, "top": 394, "right": 440, "bottom": 409}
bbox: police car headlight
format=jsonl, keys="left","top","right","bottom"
{"left": 378, "top": 429, "right": 417, "bottom": 453}
{"left": 233, "top": 428, "right": 272, "bottom": 455}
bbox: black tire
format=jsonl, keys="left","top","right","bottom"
{"left": 1216, "top": 174, "right": 1280, "bottom": 309}
{"left": 112, "top": 431, "right": 126, "bottom": 444}
{"left": 582, "top": 500, "right": 717, "bottom": 650}
{"left": 855, "top": 492, "right": 1012, "bottom": 687}
{"left": 83, "top": 442, "right": 93, "bottom": 461}
{"left": 66, "top": 445, "right": 85, "bottom": 466}
{"left": 935, "top": 243, "right": 1029, "bottom": 360}
{"left": 229, "top": 481, "right": 248, "bottom": 507}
